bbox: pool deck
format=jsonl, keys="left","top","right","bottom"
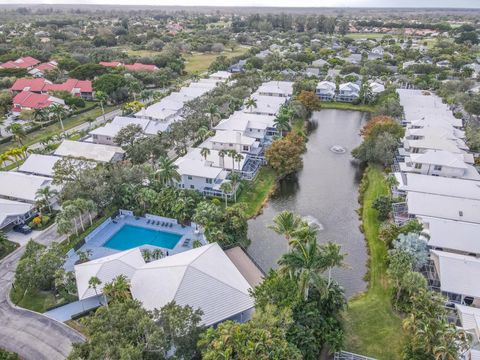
{"left": 64, "top": 214, "right": 205, "bottom": 271}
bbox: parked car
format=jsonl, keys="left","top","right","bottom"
{"left": 13, "top": 224, "right": 32, "bottom": 234}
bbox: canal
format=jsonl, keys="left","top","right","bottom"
{"left": 247, "top": 109, "right": 369, "bottom": 298}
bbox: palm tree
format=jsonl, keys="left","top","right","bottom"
{"left": 206, "top": 103, "right": 220, "bottom": 129}
{"left": 128, "top": 80, "right": 142, "bottom": 101}
{"left": 6, "top": 147, "right": 23, "bottom": 169}
{"left": 151, "top": 248, "right": 163, "bottom": 260}
{"left": 227, "top": 150, "right": 237, "bottom": 170}
{"left": 103, "top": 275, "right": 131, "bottom": 303}
{"left": 269, "top": 210, "right": 304, "bottom": 242}
{"left": 84, "top": 200, "right": 97, "bottom": 226}
{"left": 234, "top": 153, "right": 244, "bottom": 171}
{"left": 6, "top": 123, "right": 26, "bottom": 145}
{"left": 156, "top": 156, "right": 180, "bottom": 187}
{"left": 278, "top": 236, "right": 327, "bottom": 300}
{"left": 220, "top": 181, "right": 232, "bottom": 207}
{"left": 244, "top": 97, "right": 257, "bottom": 112}
{"left": 200, "top": 147, "right": 210, "bottom": 161}
{"left": 49, "top": 104, "right": 67, "bottom": 132}
{"left": 96, "top": 90, "right": 108, "bottom": 122}
{"left": 274, "top": 108, "right": 291, "bottom": 137}
{"left": 196, "top": 126, "right": 211, "bottom": 142}
{"left": 319, "top": 242, "right": 346, "bottom": 286}
{"left": 0, "top": 152, "right": 11, "bottom": 168}
{"left": 33, "top": 108, "right": 48, "bottom": 126}
{"left": 218, "top": 149, "right": 226, "bottom": 168}
{"left": 88, "top": 276, "right": 106, "bottom": 306}
{"left": 35, "top": 186, "right": 58, "bottom": 213}
{"left": 229, "top": 172, "right": 241, "bottom": 202}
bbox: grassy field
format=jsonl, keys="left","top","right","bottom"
{"left": 10, "top": 288, "right": 57, "bottom": 313}
{"left": 343, "top": 166, "right": 404, "bottom": 359}
{"left": 346, "top": 33, "right": 390, "bottom": 40}
{"left": 183, "top": 47, "right": 250, "bottom": 74}
{"left": 0, "top": 104, "right": 118, "bottom": 153}
{"left": 321, "top": 102, "right": 375, "bottom": 112}
{"left": 237, "top": 166, "right": 277, "bottom": 219}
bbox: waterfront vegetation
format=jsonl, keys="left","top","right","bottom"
{"left": 320, "top": 101, "right": 375, "bottom": 112}
{"left": 0, "top": 232, "right": 18, "bottom": 261}
{"left": 344, "top": 166, "right": 404, "bottom": 359}
{"left": 237, "top": 167, "right": 277, "bottom": 218}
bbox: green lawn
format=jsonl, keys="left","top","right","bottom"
{"left": 346, "top": 33, "right": 390, "bottom": 40}
{"left": 10, "top": 287, "right": 57, "bottom": 313}
{"left": 0, "top": 104, "right": 118, "bottom": 153}
{"left": 183, "top": 47, "right": 250, "bottom": 74}
{"left": 237, "top": 166, "right": 277, "bottom": 219}
{"left": 321, "top": 102, "right": 375, "bottom": 113}
{"left": 343, "top": 166, "right": 404, "bottom": 359}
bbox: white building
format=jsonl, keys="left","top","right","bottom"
{"left": 207, "top": 131, "right": 259, "bottom": 154}
{"left": 17, "top": 154, "right": 62, "bottom": 177}
{"left": 244, "top": 94, "right": 286, "bottom": 116}
{"left": 256, "top": 81, "right": 293, "bottom": 98}
{"left": 174, "top": 156, "right": 229, "bottom": 194}
{"left": 75, "top": 243, "right": 258, "bottom": 326}
{"left": 316, "top": 81, "right": 336, "bottom": 101}
{"left": 54, "top": 140, "right": 125, "bottom": 163}
{"left": 0, "top": 171, "right": 57, "bottom": 204}
{"left": 455, "top": 304, "right": 480, "bottom": 359}
{"left": 399, "top": 150, "right": 479, "bottom": 180}
{"left": 214, "top": 111, "right": 277, "bottom": 142}
{"left": 337, "top": 82, "right": 360, "bottom": 102}
{"left": 0, "top": 198, "right": 35, "bottom": 231}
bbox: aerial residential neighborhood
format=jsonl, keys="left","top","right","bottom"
{"left": 0, "top": 2, "right": 480, "bottom": 360}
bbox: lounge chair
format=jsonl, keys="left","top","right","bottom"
{"left": 147, "top": 219, "right": 151, "bottom": 224}
{"left": 161, "top": 222, "right": 165, "bottom": 226}
{"left": 169, "top": 223, "right": 173, "bottom": 228}
{"left": 156, "top": 221, "right": 160, "bottom": 225}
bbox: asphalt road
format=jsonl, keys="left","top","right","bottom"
{"left": 0, "top": 225, "right": 85, "bottom": 359}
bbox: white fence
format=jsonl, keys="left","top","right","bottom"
{"left": 85, "top": 217, "right": 112, "bottom": 243}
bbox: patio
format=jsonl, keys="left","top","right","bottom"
{"left": 64, "top": 210, "right": 206, "bottom": 271}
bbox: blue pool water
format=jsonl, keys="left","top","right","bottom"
{"left": 103, "top": 224, "right": 182, "bottom": 250}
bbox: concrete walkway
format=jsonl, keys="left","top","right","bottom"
{"left": 0, "top": 225, "right": 85, "bottom": 360}
{"left": 44, "top": 295, "right": 103, "bottom": 322}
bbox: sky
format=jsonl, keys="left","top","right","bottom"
{"left": 1, "top": 0, "right": 480, "bottom": 8}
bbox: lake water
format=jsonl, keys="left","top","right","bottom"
{"left": 247, "top": 109, "right": 369, "bottom": 298}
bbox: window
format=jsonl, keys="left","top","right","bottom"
{"left": 190, "top": 185, "right": 194, "bottom": 189}
{"left": 187, "top": 176, "right": 192, "bottom": 180}
{"left": 414, "top": 163, "right": 422, "bottom": 169}
{"left": 229, "top": 143, "right": 233, "bottom": 147}
{"left": 206, "top": 178, "right": 213, "bottom": 184}
{"left": 243, "top": 146, "right": 249, "bottom": 151}
{"left": 433, "top": 165, "right": 442, "bottom": 171}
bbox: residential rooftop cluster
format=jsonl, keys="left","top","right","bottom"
{"left": 392, "top": 89, "right": 480, "bottom": 358}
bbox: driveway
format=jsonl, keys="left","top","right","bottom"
{"left": 0, "top": 225, "right": 85, "bottom": 359}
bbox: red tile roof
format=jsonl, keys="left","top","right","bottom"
{"left": 43, "top": 79, "right": 93, "bottom": 94}
{"left": 1, "top": 56, "right": 41, "bottom": 69}
{"left": 10, "top": 78, "right": 52, "bottom": 92}
{"left": 34, "top": 62, "right": 57, "bottom": 72}
{"left": 99, "top": 61, "right": 123, "bottom": 67}
{"left": 12, "top": 91, "right": 53, "bottom": 111}
{"left": 124, "top": 63, "right": 159, "bottom": 72}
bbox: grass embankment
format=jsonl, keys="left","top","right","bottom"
{"left": 10, "top": 288, "right": 57, "bottom": 313}
{"left": 343, "top": 166, "right": 404, "bottom": 360}
{"left": 0, "top": 103, "right": 118, "bottom": 153}
{"left": 237, "top": 167, "right": 277, "bottom": 219}
{"left": 346, "top": 33, "right": 390, "bottom": 40}
{"left": 321, "top": 102, "right": 375, "bottom": 112}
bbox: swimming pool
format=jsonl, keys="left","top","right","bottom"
{"left": 103, "top": 224, "right": 182, "bottom": 251}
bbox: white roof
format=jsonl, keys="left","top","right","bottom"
{"left": 0, "top": 198, "right": 33, "bottom": 228}
{"left": 407, "top": 192, "right": 480, "bottom": 224}
{"left": 209, "top": 71, "right": 231, "bottom": 80}
{"left": 174, "top": 156, "right": 224, "bottom": 179}
{"left": 455, "top": 304, "right": 480, "bottom": 339}
{"left": 110, "top": 116, "right": 168, "bottom": 135}
{"left": 179, "top": 86, "right": 210, "bottom": 98}
{"left": 75, "top": 248, "right": 145, "bottom": 300}
{"left": 214, "top": 111, "right": 275, "bottom": 133}
{"left": 397, "top": 89, "right": 463, "bottom": 127}
{"left": 256, "top": 81, "right": 293, "bottom": 97}
{"left": 431, "top": 250, "right": 480, "bottom": 297}
{"left": 0, "top": 171, "right": 53, "bottom": 202}
{"left": 404, "top": 138, "right": 464, "bottom": 153}
{"left": 130, "top": 243, "right": 254, "bottom": 325}
{"left": 421, "top": 216, "right": 480, "bottom": 255}
{"left": 339, "top": 82, "right": 360, "bottom": 92}
{"left": 209, "top": 131, "right": 256, "bottom": 146}
{"left": 407, "top": 121, "right": 465, "bottom": 139}
{"left": 245, "top": 94, "right": 286, "bottom": 115}
{"left": 18, "top": 154, "right": 61, "bottom": 177}
{"left": 316, "top": 80, "right": 336, "bottom": 92}
{"left": 55, "top": 140, "right": 124, "bottom": 163}
{"left": 409, "top": 150, "right": 469, "bottom": 169}
{"left": 406, "top": 126, "right": 462, "bottom": 141}
{"left": 369, "top": 81, "right": 385, "bottom": 93}
{"left": 186, "top": 148, "right": 246, "bottom": 171}
{"left": 395, "top": 172, "right": 480, "bottom": 200}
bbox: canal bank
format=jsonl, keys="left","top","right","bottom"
{"left": 247, "top": 109, "right": 369, "bottom": 298}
